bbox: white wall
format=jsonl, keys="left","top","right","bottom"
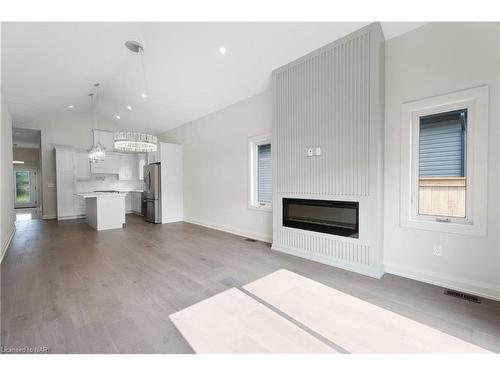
{"left": 1, "top": 93, "right": 15, "bottom": 262}
{"left": 16, "top": 111, "right": 121, "bottom": 219}
{"left": 159, "top": 91, "right": 273, "bottom": 242}
{"left": 13, "top": 147, "right": 40, "bottom": 168}
{"left": 384, "top": 23, "right": 500, "bottom": 300}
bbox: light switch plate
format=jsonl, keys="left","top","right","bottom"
{"left": 315, "top": 147, "right": 322, "bottom": 156}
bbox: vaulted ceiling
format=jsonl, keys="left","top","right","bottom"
{"left": 1, "top": 22, "right": 425, "bottom": 134}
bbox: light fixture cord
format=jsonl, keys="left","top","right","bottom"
{"left": 139, "top": 47, "right": 149, "bottom": 100}
{"left": 95, "top": 84, "right": 101, "bottom": 143}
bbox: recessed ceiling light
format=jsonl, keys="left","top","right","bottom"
{"left": 127, "top": 105, "right": 132, "bottom": 111}
{"left": 219, "top": 47, "right": 227, "bottom": 55}
{"left": 141, "top": 93, "right": 147, "bottom": 99}
{"left": 115, "top": 115, "right": 121, "bottom": 120}
{"left": 68, "top": 105, "right": 74, "bottom": 109}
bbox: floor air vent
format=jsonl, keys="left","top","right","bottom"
{"left": 444, "top": 289, "right": 481, "bottom": 303}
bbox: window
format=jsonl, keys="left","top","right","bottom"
{"left": 418, "top": 109, "right": 467, "bottom": 218}
{"left": 249, "top": 135, "right": 272, "bottom": 210}
{"left": 400, "top": 86, "right": 488, "bottom": 236}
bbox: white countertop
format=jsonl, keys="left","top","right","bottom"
{"left": 75, "top": 192, "right": 128, "bottom": 198}
{"left": 75, "top": 190, "right": 143, "bottom": 198}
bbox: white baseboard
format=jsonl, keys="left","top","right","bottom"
{"left": 384, "top": 262, "right": 500, "bottom": 302}
{"left": 162, "top": 217, "right": 183, "bottom": 224}
{"left": 43, "top": 214, "right": 57, "bottom": 220}
{"left": 57, "top": 214, "right": 85, "bottom": 221}
{"left": 272, "top": 242, "right": 385, "bottom": 279}
{"left": 1, "top": 224, "right": 16, "bottom": 264}
{"left": 184, "top": 217, "right": 272, "bottom": 243}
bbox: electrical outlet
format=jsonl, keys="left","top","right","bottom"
{"left": 433, "top": 245, "right": 443, "bottom": 257}
{"left": 315, "top": 147, "right": 322, "bottom": 156}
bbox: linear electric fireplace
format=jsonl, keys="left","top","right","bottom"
{"left": 283, "top": 198, "right": 359, "bottom": 238}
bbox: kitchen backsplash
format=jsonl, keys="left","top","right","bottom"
{"left": 76, "top": 175, "right": 143, "bottom": 192}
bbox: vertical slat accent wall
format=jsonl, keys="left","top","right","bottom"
{"left": 274, "top": 32, "right": 371, "bottom": 195}
{"left": 272, "top": 24, "right": 385, "bottom": 278}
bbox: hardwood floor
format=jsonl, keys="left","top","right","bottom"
{"left": 2, "top": 214, "right": 499, "bottom": 353}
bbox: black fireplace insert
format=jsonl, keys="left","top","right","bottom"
{"left": 283, "top": 198, "right": 359, "bottom": 238}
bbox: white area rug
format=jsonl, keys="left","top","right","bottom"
{"left": 169, "top": 287, "right": 336, "bottom": 353}
{"left": 244, "top": 269, "right": 490, "bottom": 353}
{"left": 170, "top": 269, "right": 490, "bottom": 354}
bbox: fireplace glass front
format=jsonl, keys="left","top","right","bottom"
{"left": 283, "top": 198, "right": 359, "bottom": 238}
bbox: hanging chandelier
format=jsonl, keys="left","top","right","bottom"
{"left": 87, "top": 88, "right": 106, "bottom": 163}
{"left": 113, "top": 40, "right": 157, "bottom": 153}
{"left": 114, "top": 131, "right": 158, "bottom": 153}
{"left": 89, "top": 133, "right": 106, "bottom": 162}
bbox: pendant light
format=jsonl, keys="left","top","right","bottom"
{"left": 114, "top": 40, "right": 158, "bottom": 153}
{"left": 88, "top": 84, "right": 106, "bottom": 163}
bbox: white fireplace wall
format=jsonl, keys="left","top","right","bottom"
{"left": 272, "top": 23, "right": 385, "bottom": 277}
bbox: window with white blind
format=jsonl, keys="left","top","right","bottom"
{"left": 249, "top": 135, "right": 272, "bottom": 210}
{"left": 418, "top": 109, "right": 467, "bottom": 218}
{"left": 400, "top": 86, "right": 489, "bottom": 236}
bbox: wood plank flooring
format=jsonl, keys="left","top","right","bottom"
{"left": 1, "top": 214, "right": 500, "bottom": 353}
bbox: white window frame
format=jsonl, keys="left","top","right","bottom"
{"left": 400, "top": 86, "right": 488, "bottom": 236}
{"left": 248, "top": 134, "right": 272, "bottom": 211}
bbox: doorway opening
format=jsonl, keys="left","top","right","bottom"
{"left": 12, "top": 128, "right": 42, "bottom": 221}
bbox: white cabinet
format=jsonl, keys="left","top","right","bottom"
{"left": 138, "top": 153, "right": 146, "bottom": 180}
{"left": 93, "top": 129, "right": 115, "bottom": 151}
{"left": 107, "top": 154, "right": 120, "bottom": 174}
{"left": 129, "top": 191, "right": 143, "bottom": 214}
{"left": 125, "top": 191, "right": 142, "bottom": 214}
{"left": 119, "top": 154, "right": 138, "bottom": 181}
{"left": 91, "top": 152, "right": 142, "bottom": 178}
{"left": 90, "top": 159, "right": 105, "bottom": 174}
{"left": 75, "top": 151, "right": 90, "bottom": 179}
{"left": 91, "top": 152, "right": 120, "bottom": 175}
{"left": 55, "top": 146, "right": 77, "bottom": 219}
{"left": 125, "top": 193, "right": 132, "bottom": 212}
{"left": 147, "top": 149, "right": 160, "bottom": 164}
{"left": 56, "top": 147, "right": 75, "bottom": 173}
{"left": 57, "top": 173, "right": 76, "bottom": 218}
{"left": 74, "top": 194, "right": 86, "bottom": 216}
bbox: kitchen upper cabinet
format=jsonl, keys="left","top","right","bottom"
{"left": 93, "top": 129, "right": 115, "bottom": 152}
{"left": 91, "top": 152, "right": 120, "bottom": 175}
{"left": 138, "top": 153, "right": 146, "bottom": 180}
{"left": 75, "top": 151, "right": 91, "bottom": 179}
{"left": 118, "top": 154, "right": 138, "bottom": 181}
{"left": 55, "top": 146, "right": 75, "bottom": 173}
{"left": 147, "top": 149, "right": 160, "bottom": 164}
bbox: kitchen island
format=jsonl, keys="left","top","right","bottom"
{"left": 75, "top": 192, "right": 127, "bottom": 231}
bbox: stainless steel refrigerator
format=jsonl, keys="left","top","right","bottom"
{"left": 142, "top": 163, "right": 162, "bottom": 223}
